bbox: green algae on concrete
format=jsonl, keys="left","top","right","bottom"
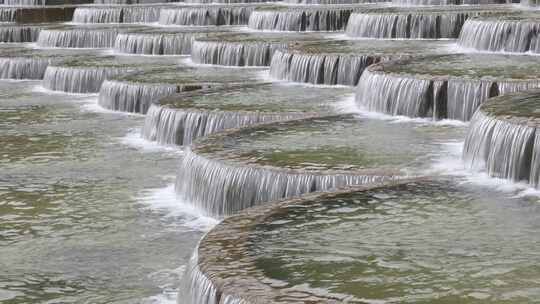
{"left": 381, "top": 54, "right": 540, "bottom": 81}
{"left": 189, "top": 178, "right": 540, "bottom": 304}
{"left": 158, "top": 83, "right": 351, "bottom": 114}
{"left": 193, "top": 113, "right": 465, "bottom": 172}
{"left": 479, "top": 90, "right": 540, "bottom": 120}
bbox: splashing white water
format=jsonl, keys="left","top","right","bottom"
{"left": 121, "top": 128, "right": 183, "bottom": 154}
{"left": 138, "top": 183, "right": 219, "bottom": 232}
{"left": 334, "top": 94, "right": 468, "bottom": 127}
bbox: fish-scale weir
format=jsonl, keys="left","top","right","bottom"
{"left": 355, "top": 54, "right": 540, "bottom": 121}
{"left": 463, "top": 90, "right": 540, "bottom": 188}
{"left": 269, "top": 39, "right": 451, "bottom": 86}
{"left": 157, "top": 5, "right": 261, "bottom": 26}
{"left": 345, "top": 6, "right": 514, "bottom": 39}
{"left": 2, "top": 1, "right": 540, "bottom": 303}
{"left": 247, "top": 5, "right": 363, "bottom": 32}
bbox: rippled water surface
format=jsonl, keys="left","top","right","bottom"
{"left": 250, "top": 180, "right": 540, "bottom": 303}
{"left": 0, "top": 80, "right": 205, "bottom": 303}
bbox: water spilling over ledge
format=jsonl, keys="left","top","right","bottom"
{"left": 157, "top": 4, "right": 262, "bottom": 26}
{"left": 42, "top": 56, "right": 155, "bottom": 93}
{"left": 356, "top": 54, "right": 540, "bottom": 121}
{"left": 0, "top": 8, "right": 17, "bottom": 22}
{"left": 247, "top": 5, "right": 362, "bottom": 32}
{"left": 113, "top": 27, "right": 227, "bottom": 55}
{"left": 345, "top": 6, "right": 514, "bottom": 39}
{"left": 142, "top": 83, "right": 345, "bottom": 145}
{"left": 98, "top": 66, "right": 259, "bottom": 113}
{"left": 37, "top": 27, "right": 120, "bottom": 48}
{"left": 392, "top": 0, "right": 512, "bottom": 4}
{"left": 174, "top": 112, "right": 462, "bottom": 216}
{"left": 284, "top": 0, "right": 387, "bottom": 3}
{"left": 184, "top": 178, "right": 540, "bottom": 303}
{"left": 0, "top": 54, "right": 55, "bottom": 80}
{"left": 463, "top": 90, "right": 540, "bottom": 188}
{"left": 270, "top": 39, "right": 451, "bottom": 86}
{"left": 191, "top": 32, "right": 325, "bottom": 67}
{"left": 0, "top": 24, "right": 41, "bottom": 43}
{"left": 0, "top": 47, "right": 56, "bottom": 80}
{"left": 72, "top": 5, "right": 167, "bottom": 23}
{"left": 176, "top": 147, "right": 393, "bottom": 216}
{"left": 458, "top": 14, "right": 540, "bottom": 54}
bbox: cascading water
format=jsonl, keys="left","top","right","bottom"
{"left": 270, "top": 49, "right": 381, "bottom": 86}
{"left": 392, "top": 0, "right": 511, "bottom": 4}
{"left": 355, "top": 69, "right": 434, "bottom": 118}
{"left": 179, "top": 249, "right": 219, "bottom": 304}
{"left": 114, "top": 32, "right": 198, "bottom": 55}
{"left": 191, "top": 39, "right": 286, "bottom": 66}
{"left": 0, "top": 57, "right": 51, "bottom": 80}
{"left": 142, "top": 104, "right": 308, "bottom": 146}
{"left": 185, "top": 0, "right": 276, "bottom": 3}
{"left": 284, "top": 0, "right": 384, "bottom": 3}
{"left": 0, "top": 26, "right": 40, "bottom": 43}
{"left": 175, "top": 149, "right": 391, "bottom": 216}
{"left": 72, "top": 6, "right": 162, "bottom": 23}
{"left": 0, "top": 0, "right": 44, "bottom": 4}
{"left": 43, "top": 66, "right": 132, "bottom": 93}
{"left": 446, "top": 78, "right": 497, "bottom": 121}
{"left": 463, "top": 110, "right": 537, "bottom": 185}
{"left": 458, "top": 19, "right": 540, "bottom": 53}
{"left": 248, "top": 7, "right": 353, "bottom": 32}
{"left": 356, "top": 62, "right": 540, "bottom": 121}
{"left": 98, "top": 80, "right": 180, "bottom": 114}
{"left": 36, "top": 29, "right": 118, "bottom": 48}
{"left": 158, "top": 6, "right": 255, "bottom": 26}
{"left": 0, "top": 8, "right": 16, "bottom": 22}
{"left": 92, "top": 0, "right": 173, "bottom": 3}
{"left": 346, "top": 11, "right": 477, "bottom": 38}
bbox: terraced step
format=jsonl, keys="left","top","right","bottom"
{"left": 356, "top": 53, "right": 540, "bottom": 121}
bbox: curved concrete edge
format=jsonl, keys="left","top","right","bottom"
{"left": 184, "top": 178, "right": 430, "bottom": 304}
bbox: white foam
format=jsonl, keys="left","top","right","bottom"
{"left": 120, "top": 128, "right": 183, "bottom": 154}
{"left": 137, "top": 184, "right": 219, "bottom": 232}
{"left": 142, "top": 266, "right": 187, "bottom": 304}
{"left": 31, "top": 84, "right": 98, "bottom": 97}
{"left": 446, "top": 42, "right": 540, "bottom": 57}
{"left": 429, "top": 141, "right": 540, "bottom": 198}
{"left": 334, "top": 94, "right": 468, "bottom": 127}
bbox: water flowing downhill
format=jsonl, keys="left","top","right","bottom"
{"left": 37, "top": 29, "right": 118, "bottom": 48}
{"left": 247, "top": 8, "right": 353, "bottom": 32}
{"left": 270, "top": 49, "right": 381, "bottom": 86}
{"left": 0, "top": 26, "right": 40, "bottom": 43}
{"left": 43, "top": 66, "right": 134, "bottom": 93}
{"left": 0, "top": 8, "right": 16, "bottom": 22}
{"left": 174, "top": 149, "right": 392, "bottom": 216}
{"left": 142, "top": 104, "right": 309, "bottom": 146}
{"left": 0, "top": 57, "right": 51, "bottom": 80}
{"left": 72, "top": 6, "right": 162, "bottom": 23}
{"left": 392, "top": 0, "right": 512, "bottom": 4}
{"left": 99, "top": 80, "right": 187, "bottom": 114}
{"left": 191, "top": 39, "right": 287, "bottom": 66}
{"left": 463, "top": 110, "right": 539, "bottom": 187}
{"left": 346, "top": 11, "right": 478, "bottom": 38}
{"left": 114, "top": 32, "right": 198, "bottom": 55}
{"left": 158, "top": 6, "right": 254, "bottom": 26}
{"left": 458, "top": 19, "right": 540, "bottom": 53}
{"left": 355, "top": 67, "right": 540, "bottom": 121}
{"left": 3, "top": 0, "right": 540, "bottom": 303}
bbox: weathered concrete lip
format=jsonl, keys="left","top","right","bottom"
{"left": 365, "top": 53, "right": 540, "bottom": 81}
{"left": 194, "top": 177, "right": 429, "bottom": 303}
{"left": 477, "top": 89, "right": 540, "bottom": 124}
